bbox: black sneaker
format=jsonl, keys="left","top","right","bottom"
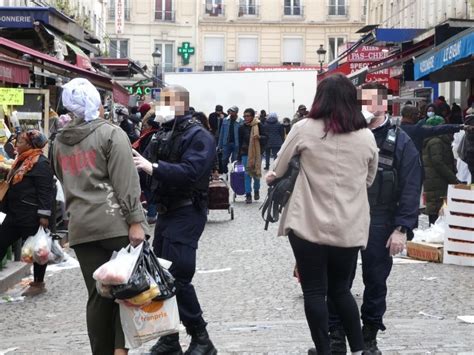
{"left": 254, "top": 191, "right": 260, "bottom": 201}
{"left": 245, "top": 193, "right": 252, "bottom": 204}
{"left": 150, "top": 333, "right": 183, "bottom": 355}
{"left": 329, "top": 327, "right": 347, "bottom": 354}
{"left": 362, "top": 324, "right": 382, "bottom": 355}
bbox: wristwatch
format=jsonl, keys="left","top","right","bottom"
{"left": 396, "top": 226, "right": 407, "bottom": 234}
{"left": 152, "top": 162, "right": 159, "bottom": 170}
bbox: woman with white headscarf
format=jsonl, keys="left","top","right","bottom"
{"left": 51, "top": 78, "right": 147, "bottom": 355}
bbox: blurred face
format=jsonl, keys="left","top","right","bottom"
{"left": 229, "top": 110, "right": 237, "bottom": 119}
{"left": 15, "top": 135, "right": 32, "bottom": 155}
{"left": 159, "top": 90, "right": 188, "bottom": 116}
{"left": 359, "top": 89, "right": 388, "bottom": 115}
{"left": 298, "top": 107, "right": 306, "bottom": 116}
{"left": 243, "top": 112, "right": 254, "bottom": 124}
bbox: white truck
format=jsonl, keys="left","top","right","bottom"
{"left": 165, "top": 70, "right": 318, "bottom": 119}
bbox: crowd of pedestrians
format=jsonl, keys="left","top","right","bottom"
{"left": 1, "top": 72, "right": 474, "bottom": 355}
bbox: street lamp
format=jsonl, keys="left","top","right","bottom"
{"left": 317, "top": 44, "right": 327, "bottom": 73}
{"left": 152, "top": 49, "right": 162, "bottom": 87}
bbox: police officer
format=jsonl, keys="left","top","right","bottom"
{"left": 133, "top": 85, "right": 217, "bottom": 355}
{"left": 326, "top": 83, "right": 422, "bottom": 355}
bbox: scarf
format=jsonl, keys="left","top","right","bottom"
{"left": 246, "top": 118, "right": 262, "bottom": 178}
{"left": 8, "top": 148, "right": 43, "bottom": 185}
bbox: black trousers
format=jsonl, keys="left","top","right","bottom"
{"left": 264, "top": 146, "right": 280, "bottom": 168}
{"left": 329, "top": 215, "right": 394, "bottom": 332}
{"left": 153, "top": 205, "right": 207, "bottom": 329}
{"left": 0, "top": 222, "right": 47, "bottom": 282}
{"left": 289, "top": 232, "right": 363, "bottom": 354}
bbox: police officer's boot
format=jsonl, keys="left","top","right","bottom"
{"left": 329, "top": 326, "right": 347, "bottom": 354}
{"left": 184, "top": 324, "right": 217, "bottom": 355}
{"left": 150, "top": 333, "right": 183, "bottom": 355}
{"left": 362, "top": 324, "right": 382, "bottom": 355}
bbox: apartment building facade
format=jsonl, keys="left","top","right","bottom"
{"left": 105, "top": 0, "right": 368, "bottom": 72}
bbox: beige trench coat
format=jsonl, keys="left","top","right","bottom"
{"left": 272, "top": 118, "right": 378, "bottom": 248}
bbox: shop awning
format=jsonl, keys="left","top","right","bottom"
{"left": 112, "top": 81, "right": 130, "bottom": 106}
{"left": 0, "top": 54, "right": 30, "bottom": 84}
{"left": 414, "top": 27, "right": 474, "bottom": 80}
{"left": 0, "top": 36, "right": 111, "bottom": 89}
{"left": 65, "top": 40, "right": 92, "bottom": 70}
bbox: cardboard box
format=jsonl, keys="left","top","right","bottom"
{"left": 407, "top": 241, "right": 443, "bottom": 263}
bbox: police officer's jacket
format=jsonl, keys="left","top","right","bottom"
{"left": 146, "top": 114, "right": 216, "bottom": 209}
{"left": 369, "top": 119, "right": 422, "bottom": 230}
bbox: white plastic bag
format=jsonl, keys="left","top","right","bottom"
{"left": 32, "top": 227, "right": 52, "bottom": 265}
{"left": 413, "top": 215, "right": 447, "bottom": 244}
{"left": 93, "top": 243, "right": 143, "bottom": 286}
{"left": 119, "top": 296, "right": 180, "bottom": 349}
{"left": 21, "top": 235, "right": 36, "bottom": 263}
{"left": 48, "top": 239, "right": 65, "bottom": 264}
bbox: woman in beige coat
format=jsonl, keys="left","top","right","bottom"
{"left": 266, "top": 73, "right": 378, "bottom": 355}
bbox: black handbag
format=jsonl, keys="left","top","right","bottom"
{"left": 260, "top": 155, "right": 300, "bottom": 230}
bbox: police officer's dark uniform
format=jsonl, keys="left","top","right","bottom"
{"left": 146, "top": 113, "right": 217, "bottom": 355}
{"left": 328, "top": 118, "right": 422, "bottom": 354}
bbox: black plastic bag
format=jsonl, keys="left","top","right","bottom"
{"left": 111, "top": 250, "right": 150, "bottom": 300}
{"left": 143, "top": 241, "right": 176, "bottom": 301}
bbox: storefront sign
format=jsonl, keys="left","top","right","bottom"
{"left": 414, "top": 28, "right": 474, "bottom": 80}
{"left": 0, "top": 88, "right": 24, "bottom": 105}
{"left": 115, "top": 0, "right": 125, "bottom": 34}
{"left": 347, "top": 46, "right": 388, "bottom": 63}
{"left": 240, "top": 66, "right": 321, "bottom": 71}
{"left": 126, "top": 86, "right": 152, "bottom": 96}
{"left": 0, "top": 8, "right": 49, "bottom": 28}
{"left": 177, "top": 42, "right": 195, "bottom": 65}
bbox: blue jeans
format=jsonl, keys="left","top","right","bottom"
{"left": 241, "top": 155, "right": 260, "bottom": 194}
{"left": 221, "top": 143, "right": 238, "bottom": 174}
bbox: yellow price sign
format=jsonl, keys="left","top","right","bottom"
{"left": 0, "top": 88, "right": 24, "bottom": 105}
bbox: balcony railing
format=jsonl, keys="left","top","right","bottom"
{"left": 203, "top": 62, "right": 225, "bottom": 71}
{"left": 155, "top": 10, "right": 176, "bottom": 22}
{"left": 203, "top": 3, "right": 225, "bottom": 17}
{"left": 328, "top": 5, "right": 349, "bottom": 17}
{"left": 238, "top": 5, "right": 259, "bottom": 17}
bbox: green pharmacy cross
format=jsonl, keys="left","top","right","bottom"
{"left": 178, "top": 42, "right": 195, "bottom": 65}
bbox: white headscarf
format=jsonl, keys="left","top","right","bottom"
{"left": 62, "top": 78, "right": 101, "bottom": 122}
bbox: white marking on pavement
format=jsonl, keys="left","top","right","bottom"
{"left": 197, "top": 268, "right": 232, "bottom": 274}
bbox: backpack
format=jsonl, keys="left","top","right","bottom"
{"left": 260, "top": 155, "right": 300, "bottom": 230}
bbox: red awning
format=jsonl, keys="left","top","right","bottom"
{"left": 112, "top": 81, "right": 130, "bottom": 106}
{"left": 0, "top": 36, "right": 111, "bottom": 88}
{"left": 0, "top": 54, "right": 30, "bottom": 84}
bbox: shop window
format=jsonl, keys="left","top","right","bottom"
{"left": 282, "top": 37, "right": 303, "bottom": 65}
{"left": 284, "top": 0, "right": 302, "bottom": 16}
{"left": 154, "top": 43, "right": 175, "bottom": 72}
{"left": 108, "top": 0, "right": 131, "bottom": 21}
{"left": 155, "top": 0, "right": 174, "bottom": 21}
{"left": 328, "top": 37, "right": 345, "bottom": 62}
{"left": 109, "top": 39, "right": 129, "bottom": 59}
{"left": 203, "top": 36, "right": 225, "bottom": 70}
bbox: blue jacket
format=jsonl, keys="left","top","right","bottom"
{"left": 372, "top": 120, "right": 422, "bottom": 230}
{"left": 400, "top": 121, "right": 461, "bottom": 154}
{"left": 218, "top": 117, "right": 243, "bottom": 149}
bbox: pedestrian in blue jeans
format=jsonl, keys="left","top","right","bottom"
{"left": 238, "top": 108, "right": 267, "bottom": 204}
{"left": 217, "top": 106, "right": 243, "bottom": 174}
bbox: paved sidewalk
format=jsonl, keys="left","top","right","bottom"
{"left": 0, "top": 197, "right": 473, "bottom": 354}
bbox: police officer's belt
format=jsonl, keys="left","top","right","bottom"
{"left": 156, "top": 198, "right": 193, "bottom": 214}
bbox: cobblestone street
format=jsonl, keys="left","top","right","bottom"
{"left": 1, "top": 195, "right": 473, "bottom": 354}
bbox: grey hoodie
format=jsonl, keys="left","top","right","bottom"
{"left": 53, "top": 118, "right": 146, "bottom": 246}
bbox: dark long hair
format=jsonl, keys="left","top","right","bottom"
{"left": 193, "top": 112, "right": 211, "bottom": 131}
{"left": 308, "top": 73, "right": 366, "bottom": 134}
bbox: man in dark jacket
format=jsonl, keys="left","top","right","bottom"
{"left": 133, "top": 85, "right": 217, "bottom": 355}
{"left": 327, "top": 83, "right": 422, "bottom": 355}
{"left": 400, "top": 105, "right": 464, "bottom": 154}
{"left": 208, "top": 104, "right": 226, "bottom": 139}
{"left": 263, "top": 112, "right": 284, "bottom": 170}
